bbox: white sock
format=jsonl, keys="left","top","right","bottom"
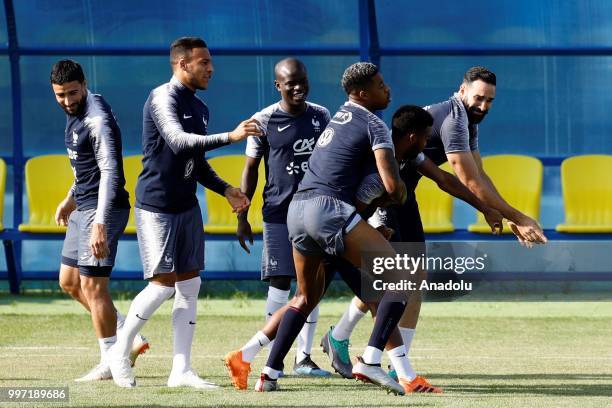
{"left": 116, "top": 310, "right": 126, "bottom": 332}
{"left": 332, "top": 297, "right": 366, "bottom": 341}
{"left": 262, "top": 366, "right": 280, "bottom": 380}
{"left": 387, "top": 345, "right": 415, "bottom": 381}
{"left": 399, "top": 327, "right": 416, "bottom": 354}
{"left": 240, "top": 331, "right": 270, "bottom": 363}
{"left": 114, "top": 283, "right": 175, "bottom": 358}
{"left": 98, "top": 335, "right": 116, "bottom": 365}
{"left": 171, "top": 277, "right": 201, "bottom": 376}
{"left": 296, "top": 305, "right": 319, "bottom": 363}
{"left": 362, "top": 346, "right": 383, "bottom": 365}
{"left": 265, "top": 286, "right": 289, "bottom": 351}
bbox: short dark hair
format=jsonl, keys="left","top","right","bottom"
{"left": 391, "top": 105, "right": 434, "bottom": 142}
{"left": 50, "top": 60, "right": 85, "bottom": 85}
{"left": 170, "top": 37, "right": 208, "bottom": 64}
{"left": 463, "top": 66, "right": 496, "bottom": 86}
{"left": 341, "top": 62, "right": 379, "bottom": 94}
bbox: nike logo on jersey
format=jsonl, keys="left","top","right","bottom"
{"left": 135, "top": 313, "right": 148, "bottom": 321}
{"left": 183, "top": 114, "right": 192, "bottom": 119}
{"left": 189, "top": 321, "right": 196, "bottom": 325}
{"left": 278, "top": 124, "right": 291, "bottom": 132}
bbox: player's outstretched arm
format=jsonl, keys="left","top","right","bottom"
{"left": 447, "top": 150, "right": 546, "bottom": 243}
{"left": 417, "top": 157, "right": 503, "bottom": 234}
{"left": 228, "top": 118, "right": 262, "bottom": 143}
{"left": 236, "top": 156, "right": 261, "bottom": 253}
{"left": 149, "top": 91, "right": 261, "bottom": 154}
{"left": 373, "top": 148, "right": 407, "bottom": 205}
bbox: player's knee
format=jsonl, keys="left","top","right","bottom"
{"left": 291, "top": 293, "right": 316, "bottom": 315}
{"left": 150, "top": 272, "right": 177, "bottom": 287}
{"left": 59, "top": 278, "right": 79, "bottom": 298}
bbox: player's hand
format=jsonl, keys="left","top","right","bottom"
{"left": 483, "top": 208, "right": 504, "bottom": 235}
{"left": 54, "top": 195, "right": 76, "bottom": 226}
{"left": 507, "top": 220, "right": 534, "bottom": 248}
{"left": 375, "top": 225, "right": 395, "bottom": 241}
{"left": 513, "top": 215, "right": 547, "bottom": 245}
{"left": 228, "top": 118, "right": 263, "bottom": 142}
{"left": 90, "top": 223, "right": 110, "bottom": 259}
{"left": 236, "top": 217, "right": 254, "bottom": 254}
{"left": 225, "top": 187, "right": 250, "bottom": 213}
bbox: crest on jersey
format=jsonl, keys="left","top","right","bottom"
{"left": 184, "top": 158, "right": 195, "bottom": 179}
{"left": 312, "top": 117, "right": 320, "bottom": 132}
{"left": 317, "top": 128, "right": 334, "bottom": 147}
{"left": 72, "top": 130, "right": 79, "bottom": 146}
{"left": 331, "top": 110, "right": 352, "bottom": 125}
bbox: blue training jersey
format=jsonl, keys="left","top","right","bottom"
{"left": 246, "top": 101, "right": 330, "bottom": 223}
{"left": 64, "top": 91, "right": 130, "bottom": 225}
{"left": 423, "top": 93, "right": 479, "bottom": 166}
{"left": 136, "top": 76, "right": 231, "bottom": 213}
{"left": 298, "top": 101, "right": 394, "bottom": 204}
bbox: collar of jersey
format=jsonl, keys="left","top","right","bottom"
{"left": 344, "top": 100, "right": 372, "bottom": 114}
{"left": 170, "top": 76, "right": 195, "bottom": 95}
{"left": 276, "top": 101, "right": 310, "bottom": 117}
{"left": 451, "top": 92, "right": 469, "bottom": 117}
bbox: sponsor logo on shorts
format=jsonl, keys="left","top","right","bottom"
{"left": 164, "top": 255, "right": 173, "bottom": 265}
{"left": 269, "top": 257, "right": 278, "bottom": 271}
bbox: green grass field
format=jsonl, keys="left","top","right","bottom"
{"left": 2, "top": 295, "right": 612, "bottom": 407}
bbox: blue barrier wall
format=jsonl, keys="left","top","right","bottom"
{"left": 1, "top": 0, "right": 612, "bottom": 284}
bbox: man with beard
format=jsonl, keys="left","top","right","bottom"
{"left": 322, "top": 66, "right": 547, "bottom": 392}
{"left": 108, "top": 37, "right": 258, "bottom": 388}
{"left": 51, "top": 60, "right": 148, "bottom": 382}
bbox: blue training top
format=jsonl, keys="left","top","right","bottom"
{"left": 136, "top": 76, "right": 231, "bottom": 213}
{"left": 298, "top": 101, "right": 394, "bottom": 205}
{"left": 246, "top": 101, "right": 330, "bottom": 223}
{"left": 64, "top": 91, "right": 130, "bottom": 225}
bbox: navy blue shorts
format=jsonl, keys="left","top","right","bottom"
{"left": 261, "top": 222, "right": 296, "bottom": 280}
{"left": 61, "top": 208, "right": 129, "bottom": 277}
{"left": 287, "top": 192, "right": 362, "bottom": 257}
{"left": 135, "top": 205, "right": 204, "bottom": 279}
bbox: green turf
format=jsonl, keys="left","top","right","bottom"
{"left": 1, "top": 296, "right": 612, "bottom": 407}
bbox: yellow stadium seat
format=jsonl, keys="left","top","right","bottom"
{"left": 205, "top": 155, "right": 265, "bottom": 234}
{"left": 0, "top": 158, "right": 6, "bottom": 231}
{"left": 556, "top": 155, "right": 612, "bottom": 233}
{"left": 122, "top": 155, "right": 143, "bottom": 234}
{"left": 415, "top": 161, "right": 454, "bottom": 233}
{"left": 468, "top": 155, "right": 543, "bottom": 234}
{"left": 19, "top": 155, "right": 73, "bottom": 233}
